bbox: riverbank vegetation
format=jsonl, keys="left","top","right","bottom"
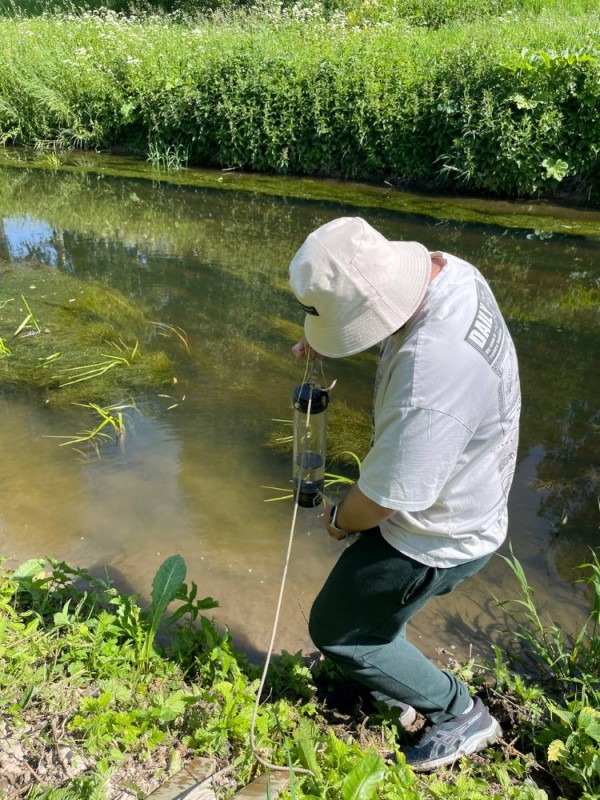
{"left": 0, "top": 1, "right": 599, "bottom": 203}
{"left": 0, "top": 551, "right": 598, "bottom": 799}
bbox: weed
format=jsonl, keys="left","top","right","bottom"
{"left": 54, "top": 340, "right": 140, "bottom": 388}
{"left": 2, "top": 551, "right": 599, "bottom": 797}
{"left": 45, "top": 400, "right": 137, "bottom": 455}
{"left": 148, "top": 142, "right": 189, "bottom": 172}
{"left": 150, "top": 320, "right": 191, "bottom": 353}
{"left": 493, "top": 546, "right": 600, "bottom": 798}
{"left": 14, "top": 294, "right": 41, "bottom": 337}
{"left": 0, "top": 6, "right": 599, "bottom": 201}
{"left": 0, "top": 265, "right": 176, "bottom": 405}
{"left": 498, "top": 545, "right": 600, "bottom": 691}
{"left": 0, "top": 335, "right": 12, "bottom": 357}
{"left": 264, "top": 466, "right": 357, "bottom": 503}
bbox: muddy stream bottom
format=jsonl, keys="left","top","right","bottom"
{"left": 0, "top": 395, "right": 589, "bottom": 673}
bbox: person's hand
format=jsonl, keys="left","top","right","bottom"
{"left": 292, "top": 338, "right": 321, "bottom": 360}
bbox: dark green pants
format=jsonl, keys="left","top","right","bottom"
{"left": 308, "top": 529, "right": 491, "bottom": 724}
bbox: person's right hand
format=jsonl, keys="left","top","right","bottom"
{"left": 292, "top": 338, "right": 320, "bottom": 360}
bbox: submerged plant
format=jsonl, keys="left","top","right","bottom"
{"left": 264, "top": 450, "right": 361, "bottom": 503}
{"left": 54, "top": 339, "right": 140, "bottom": 388}
{"left": 150, "top": 320, "right": 191, "bottom": 353}
{"left": 14, "top": 295, "right": 41, "bottom": 337}
{"left": 46, "top": 400, "right": 137, "bottom": 456}
{"left": 0, "top": 335, "right": 11, "bottom": 357}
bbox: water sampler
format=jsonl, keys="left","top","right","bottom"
{"left": 292, "top": 366, "right": 330, "bottom": 508}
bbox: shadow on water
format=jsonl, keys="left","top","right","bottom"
{"left": 0, "top": 158, "right": 598, "bottom": 667}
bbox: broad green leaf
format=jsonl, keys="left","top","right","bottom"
{"left": 587, "top": 723, "right": 600, "bottom": 743}
{"left": 148, "top": 555, "right": 186, "bottom": 639}
{"left": 13, "top": 559, "right": 46, "bottom": 580}
{"left": 341, "top": 754, "right": 385, "bottom": 800}
{"left": 549, "top": 703, "right": 575, "bottom": 726}
{"left": 297, "top": 737, "right": 322, "bottom": 780}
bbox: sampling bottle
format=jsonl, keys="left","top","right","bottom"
{"left": 292, "top": 382, "right": 329, "bottom": 508}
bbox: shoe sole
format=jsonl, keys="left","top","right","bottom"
{"left": 409, "top": 719, "right": 502, "bottom": 772}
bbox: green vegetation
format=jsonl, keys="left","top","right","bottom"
{"left": 46, "top": 400, "right": 138, "bottom": 456}
{"left": 0, "top": 1, "right": 599, "bottom": 202}
{"left": 0, "top": 550, "right": 598, "bottom": 798}
{"left": 0, "top": 264, "right": 175, "bottom": 406}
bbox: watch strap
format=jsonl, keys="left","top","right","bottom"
{"left": 330, "top": 504, "right": 348, "bottom": 534}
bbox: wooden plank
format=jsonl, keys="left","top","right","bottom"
{"left": 147, "top": 757, "right": 217, "bottom": 800}
{"left": 232, "top": 772, "right": 290, "bottom": 799}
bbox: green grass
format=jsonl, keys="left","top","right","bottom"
{"left": 1, "top": 549, "right": 598, "bottom": 798}
{"left": 0, "top": 4, "right": 598, "bottom": 201}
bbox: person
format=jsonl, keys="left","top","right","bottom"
{"left": 288, "top": 216, "right": 521, "bottom": 771}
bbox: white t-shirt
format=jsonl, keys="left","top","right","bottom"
{"left": 358, "top": 254, "right": 521, "bottom": 568}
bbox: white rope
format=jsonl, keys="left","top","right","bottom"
{"left": 182, "top": 357, "right": 322, "bottom": 799}
{"left": 249, "top": 354, "right": 323, "bottom": 777}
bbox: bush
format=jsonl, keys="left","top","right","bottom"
{"left": 0, "top": 7, "right": 599, "bottom": 201}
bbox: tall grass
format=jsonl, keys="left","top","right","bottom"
{"left": 497, "top": 548, "right": 600, "bottom": 799}
{"left": 0, "top": 4, "right": 599, "bottom": 200}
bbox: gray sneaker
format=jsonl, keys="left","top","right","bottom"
{"left": 402, "top": 696, "right": 501, "bottom": 771}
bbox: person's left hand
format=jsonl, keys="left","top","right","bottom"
{"left": 292, "top": 338, "right": 321, "bottom": 360}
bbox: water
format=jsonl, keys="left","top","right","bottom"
{"left": 0, "top": 159, "right": 598, "bottom": 664}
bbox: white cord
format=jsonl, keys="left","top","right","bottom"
{"left": 249, "top": 356, "right": 322, "bottom": 777}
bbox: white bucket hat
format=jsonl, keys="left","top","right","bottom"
{"left": 289, "top": 217, "right": 431, "bottom": 358}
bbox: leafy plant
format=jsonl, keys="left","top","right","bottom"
{"left": 142, "top": 554, "right": 187, "bottom": 661}
{"left": 1, "top": 5, "right": 599, "bottom": 202}
{"left": 542, "top": 701, "right": 600, "bottom": 799}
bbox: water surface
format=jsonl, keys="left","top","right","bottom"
{"left": 0, "top": 162, "right": 598, "bottom": 664}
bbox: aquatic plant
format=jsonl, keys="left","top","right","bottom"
{"left": 45, "top": 400, "right": 137, "bottom": 456}
{"left": 13, "top": 294, "right": 41, "bottom": 337}
{"left": 0, "top": 265, "right": 175, "bottom": 405}
{"left": 264, "top": 445, "right": 361, "bottom": 503}
{"left": 0, "top": 335, "right": 11, "bottom": 357}
{"left": 150, "top": 320, "right": 191, "bottom": 353}
{"left": 54, "top": 340, "right": 140, "bottom": 388}
{"left": 147, "top": 142, "right": 189, "bottom": 172}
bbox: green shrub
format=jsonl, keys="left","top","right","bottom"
{"left": 0, "top": 7, "right": 599, "bottom": 201}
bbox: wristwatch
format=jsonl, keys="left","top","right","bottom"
{"left": 329, "top": 504, "right": 349, "bottom": 534}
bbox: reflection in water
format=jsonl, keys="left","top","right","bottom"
{"left": 0, "top": 165, "right": 598, "bottom": 663}
{"left": 3, "top": 216, "right": 58, "bottom": 264}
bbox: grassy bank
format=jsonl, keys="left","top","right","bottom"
{"left": 0, "top": 2, "right": 599, "bottom": 203}
{"left": 0, "top": 551, "right": 598, "bottom": 799}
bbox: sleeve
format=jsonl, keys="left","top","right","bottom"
{"left": 357, "top": 405, "right": 473, "bottom": 512}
